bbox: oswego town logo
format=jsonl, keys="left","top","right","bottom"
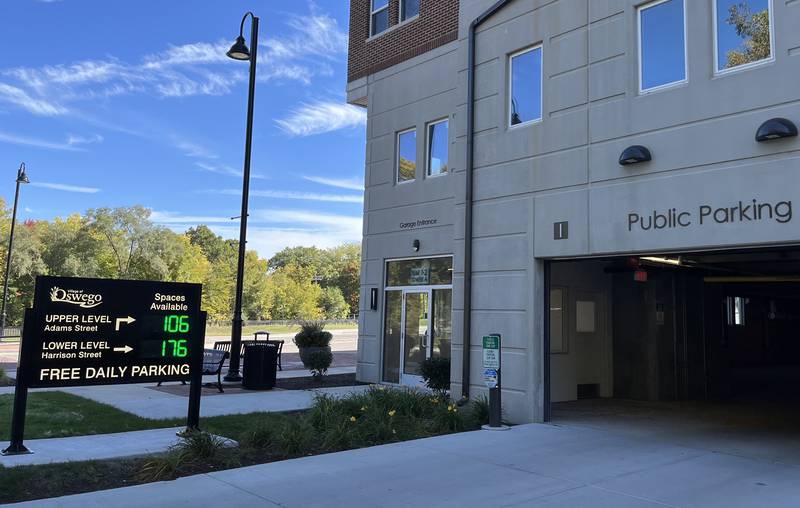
{"left": 49, "top": 286, "right": 103, "bottom": 308}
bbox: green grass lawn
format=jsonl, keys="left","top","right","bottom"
{"left": 0, "top": 391, "right": 278, "bottom": 441}
{"left": 206, "top": 322, "right": 357, "bottom": 337}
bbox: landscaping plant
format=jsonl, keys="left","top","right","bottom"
{"left": 0, "top": 366, "right": 12, "bottom": 386}
{"left": 293, "top": 321, "right": 333, "bottom": 379}
{"left": 419, "top": 356, "right": 451, "bottom": 395}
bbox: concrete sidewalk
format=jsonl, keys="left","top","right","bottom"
{"left": 0, "top": 427, "right": 227, "bottom": 467}
{"left": 0, "top": 382, "right": 368, "bottom": 419}
{"left": 11, "top": 422, "right": 800, "bottom": 507}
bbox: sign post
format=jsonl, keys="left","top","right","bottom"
{"left": 482, "top": 334, "right": 505, "bottom": 429}
{"left": 2, "top": 276, "right": 205, "bottom": 455}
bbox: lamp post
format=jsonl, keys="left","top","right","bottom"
{"left": 224, "top": 12, "right": 259, "bottom": 382}
{"left": 1, "top": 163, "right": 30, "bottom": 333}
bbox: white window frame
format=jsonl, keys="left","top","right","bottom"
{"left": 508, "top": 44, "right": 544, "bottom": 129}
{"left": 396, "top": 127, "right": 417, "bottom": 184}
{"left": 399, "top": 0, "right": 420, "bottom": 23}
{"left": 425, "top": 118, "right": 449, "bottom": 178}
{"left": 370, "top": 0, "right": 390, "bottom": 37}
{"left": 637, "top": 0, "right": 689, "bottom": 95}
{"left": 712, "top": 0, "right": 775, "bottom": 76}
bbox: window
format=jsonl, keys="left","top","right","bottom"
{"left": 549, "top": 288, "right": 567, "bottom": 354}
{"left": 509, "top": 46, "right": 543, "bottom": 127}
{"left": 576, "top": 300, "right": 596, "bottom": 333}
{"left": 426, "top": 119, "right": 449, "bottom": 176}
{"left": 726, "top": 296, "right": 747, "bottom": 326}
{"left": 638, "top": 0, "right": 687, "bottom": 93}
{"left": 386, "top": 258, "right": 453, "bottom": 287}
{"left": 714, "top": 0, "right": 773, "bottom": 73}
{"left": 397, "top": 129, "right": 417, "bottom": 183}
{"left": 371, "top": 0, "right": 389, "bottom": 37}
{"left": 401, "top": 0, "right": 420, "bottom": 22}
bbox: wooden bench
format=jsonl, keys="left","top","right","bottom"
{"left": 214, "top": 331, "right": 284, "bottom": 371}
{"left": 157, "top": 348, "right": 229, "bottom": 393}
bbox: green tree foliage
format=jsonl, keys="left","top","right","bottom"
{"left": 320, "top": 287, "right": 349, "bottom": 319}
{"left": 0, "top": 203, "right": 359, "bottom": 325}
{"left": 268, "top": 243, "right": 361, "bottom": 316}
{"left": 725, "top": 2, "right": 771, "bottom": 69}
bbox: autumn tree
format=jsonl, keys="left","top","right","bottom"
{"left": 725, "top": 2, "right": 771, "bottom": 69}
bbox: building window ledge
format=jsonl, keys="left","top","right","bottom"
{"left": 366, "top": 14, "right": 420, "bottom": 43}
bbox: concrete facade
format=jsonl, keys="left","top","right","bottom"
{"left": 349, "top": 0, "right": 800, "bottom": 423}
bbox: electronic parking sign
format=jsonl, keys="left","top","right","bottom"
{"left": 3, "top": 276, "right": 207, "bottom": 455}
{"left": 24, "top": 276, "right": 204, "bottom": 388}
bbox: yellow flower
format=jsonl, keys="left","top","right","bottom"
{"left": 447, "top": 405, "right": 453, "bottom": 411}
{"left": 350, "top": 416, "right": 357, "bottom": 422}
{"left": 388, "top": 410, "right": 396, "bottom": 417}
{"left": 360, "top": 406, "right": 367, "bottom": 411}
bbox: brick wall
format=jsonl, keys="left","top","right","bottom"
{"left": 348, "top": 0, "right": 460, "bottom": 83}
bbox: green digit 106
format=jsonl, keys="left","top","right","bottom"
{"left": 161, "top": 339, "right": 188, "bottom": 358}
{"left": 163, "top": 315, "right": 190, "bottom": 333}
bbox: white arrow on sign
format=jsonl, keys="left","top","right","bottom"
{"left": 113, "top": 345, "right": 133, "bottom": 354}
{"left": 115, "top": 316, "right": 136, "bottom": 331}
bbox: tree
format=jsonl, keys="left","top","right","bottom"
{"left": 725, "top": 2, "right": 771, "bottom": 69}
{"left": 268, "top": 263, "right": 323, "bottom": 320}
{"left": 186, "top": 225, "right": 234, "bottom": 263}
{"left": 320, "top": 286, "right": 349, "bottom": 319}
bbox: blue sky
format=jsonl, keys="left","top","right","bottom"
{"left": 0, "top": 0, "right": 365, "bottom": 259}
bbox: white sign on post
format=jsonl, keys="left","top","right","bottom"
{"left": 482, "top": 335, "right": 500, "bottom": 370}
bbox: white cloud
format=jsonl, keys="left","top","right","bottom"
{"left": 261, "top": 6, "right": 348, "bottom": 62}
{"left": 142, "top": 41, "right": 230, "bottom": 70}
{"left": 218, "top": 188, "right": 363, "bottom": 203}
{"left": 67, "top": 133, "right": 103, "bottom": 146}
{"left": 150, "top": 210, "right": 232, "bottom": 224}
{"left": 151, "top": 207, "right": 362, "bottom": 259}
{"left": 31, "top": 182, "right": 100, "bottom": 193}
{"left": 275, "top": 101, "right": 367, "bottom": 137}
{"left": 302, "top": 175, "right": 364, "bottom": 191}
{"left": 0, "top": 83, "right": 67, "bottom": 116}
{"left": 0, "top": 4, "right": 348, "bottom": 110}
{"left": 175, "top": 140, "right": 218, "bottom": 159}
{"left": 0, "top": 130, "right": 100, "bottom": 151}
{"left": 195, "top": 162, "right": 266, "bottom": 180}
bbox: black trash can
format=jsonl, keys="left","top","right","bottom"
{"left": 242, "top": 342, "right": 279, "bottom": 390}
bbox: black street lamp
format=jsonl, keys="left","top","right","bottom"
{"left": 224, "top": 12, "right": 259, "bottom": 382}
{"left": 1, "top": 163, "right": 30, "bottom": 333}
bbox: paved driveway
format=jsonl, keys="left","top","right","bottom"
{"left": 12, "top": 421, "right": 800, "bottom": 507}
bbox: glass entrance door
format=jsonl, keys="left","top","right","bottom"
{"left": 401, "top": 291, "right": 429, "bottom": 386}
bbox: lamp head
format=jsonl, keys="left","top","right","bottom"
{"left": 619, "top": 145, "right": 652, "bottom": 166}
{"left": 756, "top": 118, "right": 798, "bottom": 142}
{"left": 16, "top": 163, "right": 29, "bottom": 184}
{"left": 226, "top": 35, "right": 251, "bottom": 61}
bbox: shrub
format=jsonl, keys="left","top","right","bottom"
{"left": 420, "top": 356, "right": 451, "bottom": 394}
{"left": 137, "top": 431, "right": 229, "bottom": 482}
{"left": 305, "top": 349, "right": 333, "bottom": 379}
{"left": 293, "top": 321, "right": 333, "bottom": 348}
{"left": 0, "top": 366, "right": 12, "bottom": 386}
{"left": 180, "top": 431, "right": 228, "bottom": 461}
{"left": 470, "top": 395, "right": 490, "bottom": 427}
{"left": 276, "top": 421, "right": 315, "bottom": 457}
{"left": 241, "top": 423, "right": 279, "bottom": 450}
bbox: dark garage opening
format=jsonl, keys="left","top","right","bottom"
{"left": 547, "top": 248, "right": 800, "bottom": 462}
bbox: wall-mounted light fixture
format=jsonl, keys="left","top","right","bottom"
{"left": 370, "top": 288, "right": 378, "bottom": 311}
{"left": 412, "top": 239, "right": 420, "bottom": 252}
{"left": 755, "top": 118, "right": 798, "bottom": 142}
{"left": 619, "top": 145, "right": 652, "bottom": 166}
